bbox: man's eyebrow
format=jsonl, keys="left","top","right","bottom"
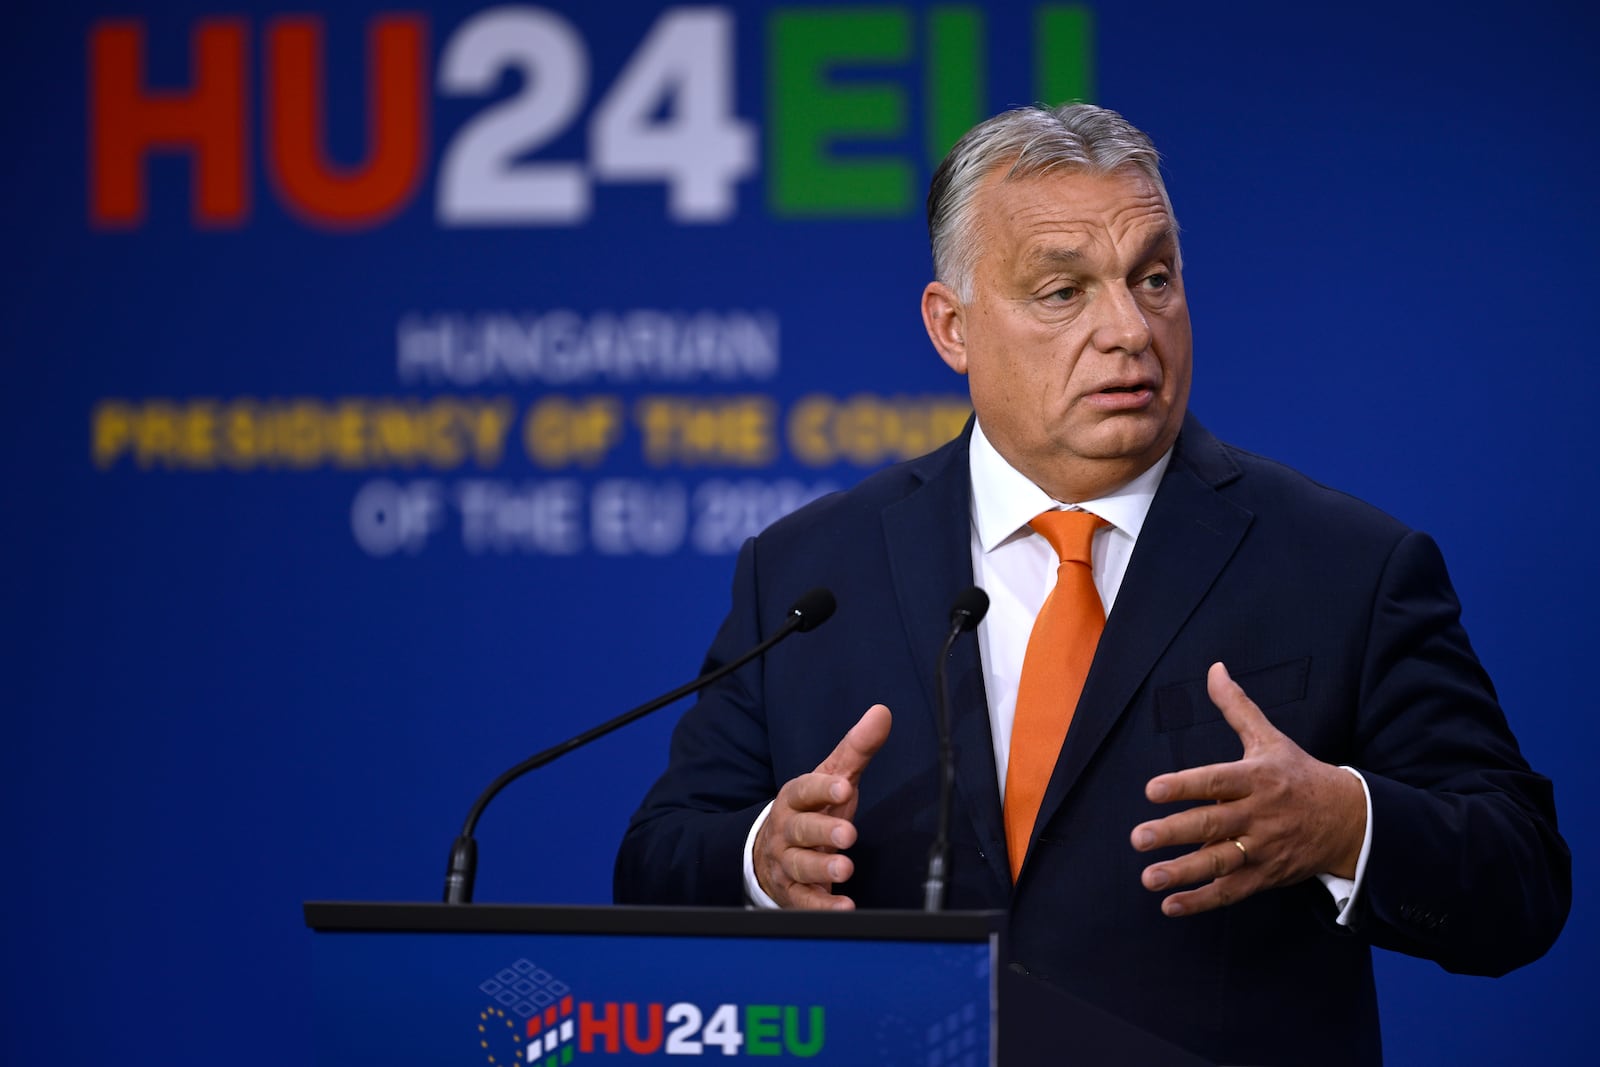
{"left": 1028, "top": 246, "right": 1085, "bottom": 268}
{"left": 1026, "top": 228, "right": 1178, "bottom": 271}
{"left": 1134, "top": 228, "right": 1178, "bottom": 266}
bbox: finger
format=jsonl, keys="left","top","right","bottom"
{"left": 780, "top": 845, "right": 855, "bottom": 887}
{"left": 782, "top": 771, "right": 854, "bottom": 813}
{"left": 786, "top": 882, "right": 856, "bottom": 911}
{"left": 1156, "top": 870, "right": 1263, "bottom": 918}
{"left": 1206, "top": 661, "right": 1278, "bottom": 750}
{"left": 1139, "top": 839, "right": 1250, "bottom": 892}
{"left": 785, "top": 810, "right": 858, "bottom": 851}
{"left": 755, "top": 829, "right": 854, "bottom": 898}
{"left": 1131, "top": 803, "right": 1248, "bottom": 852}
{"left": 815, "top": 704, "right": 893, "bottom": 782}
{"left": 1145, "top": 761, "right": 1253, "bottom": 805}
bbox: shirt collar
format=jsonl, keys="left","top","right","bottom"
{"left": 969, "top": 419, "right": 1173, "bottom": 553}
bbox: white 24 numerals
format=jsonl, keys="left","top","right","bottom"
{"left": 438, "top": 7, "right": 755, "bottom": 225}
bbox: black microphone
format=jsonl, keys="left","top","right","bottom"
{"left": 443, "top": 587, "right": 837, "bottom": 904}
{"left": 925, "top": 586, "right": 989, "bottom": 911}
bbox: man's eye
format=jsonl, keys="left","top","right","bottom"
{"left": 1050, "top": 287, "right": 1079, "bottom": 301}
{"left": 1141, "top": 272, "right": 1170, "bottom": 290}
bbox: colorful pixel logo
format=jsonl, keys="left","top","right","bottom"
{"left": 477, "top": 959, "right": 575, "bottom": 1066}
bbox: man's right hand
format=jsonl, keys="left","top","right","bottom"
{"left": 752, "top": 703, "right": 892, "bottom": 909}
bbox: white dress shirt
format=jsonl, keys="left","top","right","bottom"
{"left": 745, "top": 421, "right": 1370, "bottom": 920}
{"left": 968, "top": 419, "right": 1170, "bottom": 795}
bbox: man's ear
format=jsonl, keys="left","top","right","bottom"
{"left": 921, "top": 281, "right": 968, "bottom": 374}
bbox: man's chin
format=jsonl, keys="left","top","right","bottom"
{"left": 1071, "top": 415, "right": 1176, "bottom": 463}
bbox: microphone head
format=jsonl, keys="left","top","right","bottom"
{"left": 788, "top": 588, "right": 837, "bottom": 632}
{"left": 949, "top": 586, "right": 989, "bottom": 631}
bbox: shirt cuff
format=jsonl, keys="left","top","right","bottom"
{"left": 1315, "top": 765, "right": 1373, "bottom": 926}
{"left": 742, "top": 799, "right": 781, "bottom": 909}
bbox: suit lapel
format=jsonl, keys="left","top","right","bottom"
{"left": 1025, "top": 417, "right": 1253, "bottom": 868}
{"left": 882, "top": 427, "right": 1013, "bottom": 893}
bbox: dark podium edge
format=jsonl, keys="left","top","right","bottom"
{"left": 304, "top": 902, "right": 1213, "bottom": 1066}
{"left": 304, "top": 900, "right": 1002, "bottom": 941}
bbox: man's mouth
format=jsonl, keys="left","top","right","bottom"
{"left": 1085, "top": 381, "right": 1158, "bottom": 410}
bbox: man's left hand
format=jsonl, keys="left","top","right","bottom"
{"left": 1130, "top": 661, "right": 1366, "bottom": 917}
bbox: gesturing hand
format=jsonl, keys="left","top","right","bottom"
{"left": 753, "top": 704, "right": 892, "bottom": 910}
{"left": 1131, "top": 662, "right": 1366, "bottom": 917}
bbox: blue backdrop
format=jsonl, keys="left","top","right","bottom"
{"left": 4, "top": 1, "right": 1594, "bottom": 1063}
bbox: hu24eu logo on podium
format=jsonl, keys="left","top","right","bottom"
{"left": 476, "top": 958, "right": 826, "bottom": 1062}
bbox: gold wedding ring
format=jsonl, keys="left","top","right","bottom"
{"left": 1229, "top": 838, "right": 1249, "bottom": 863}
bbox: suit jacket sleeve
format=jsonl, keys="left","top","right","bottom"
{"left": 614, "top": 535, "right": 778, "bottom": 906}
{"left": 1345, "top": 529, "right": 1569, "bottom": 975}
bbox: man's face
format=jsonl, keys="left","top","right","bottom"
{"left": 923, "top": 165, "right": 1192, "bottom": 501}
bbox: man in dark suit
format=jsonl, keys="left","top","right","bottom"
{"left": 614, "top": 104, "right": 1569, "bottom": 1064}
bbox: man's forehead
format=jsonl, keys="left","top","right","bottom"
{"left": 981, "top": 168, "right": 1173, "bottom": 259}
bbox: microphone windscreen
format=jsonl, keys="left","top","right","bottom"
{"left": 788, "top": 587, "right": 837, "bottom": 632}
{"left": 950, "top": 586, "right": 990, "bottom": 630}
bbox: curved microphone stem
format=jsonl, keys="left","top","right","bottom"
{"left": 444, "top": 589, "right": 834, "bottom": 904}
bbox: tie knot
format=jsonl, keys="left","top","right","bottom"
{"left": 1028, "top": 509, "right": 1106, "bottom": 565}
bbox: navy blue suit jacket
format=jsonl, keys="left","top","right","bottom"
{"left": 615, "top": 416, "right": 1568, "bottom": 1065}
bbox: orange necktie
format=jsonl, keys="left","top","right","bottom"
{"left": 1003, "top": 509, "right": 1108, "bottom": 881}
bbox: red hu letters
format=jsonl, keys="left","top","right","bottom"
{"left": 88, "top": 15, "right": 428, "bottom": 229}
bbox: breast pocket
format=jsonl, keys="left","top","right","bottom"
{"left": 1154, "top": 657, "right": 1310, "bottom": 732}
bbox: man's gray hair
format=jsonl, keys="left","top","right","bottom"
{"left": 927, "top": 103, "right": 1179, "bottom": 301}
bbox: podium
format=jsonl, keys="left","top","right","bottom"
{"left": 305, "top": 902, "right": 1212, "bottom": 1066}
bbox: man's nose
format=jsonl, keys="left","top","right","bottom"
{"left": 1092, "top": 284, "right": 1153, "bottom": 354}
